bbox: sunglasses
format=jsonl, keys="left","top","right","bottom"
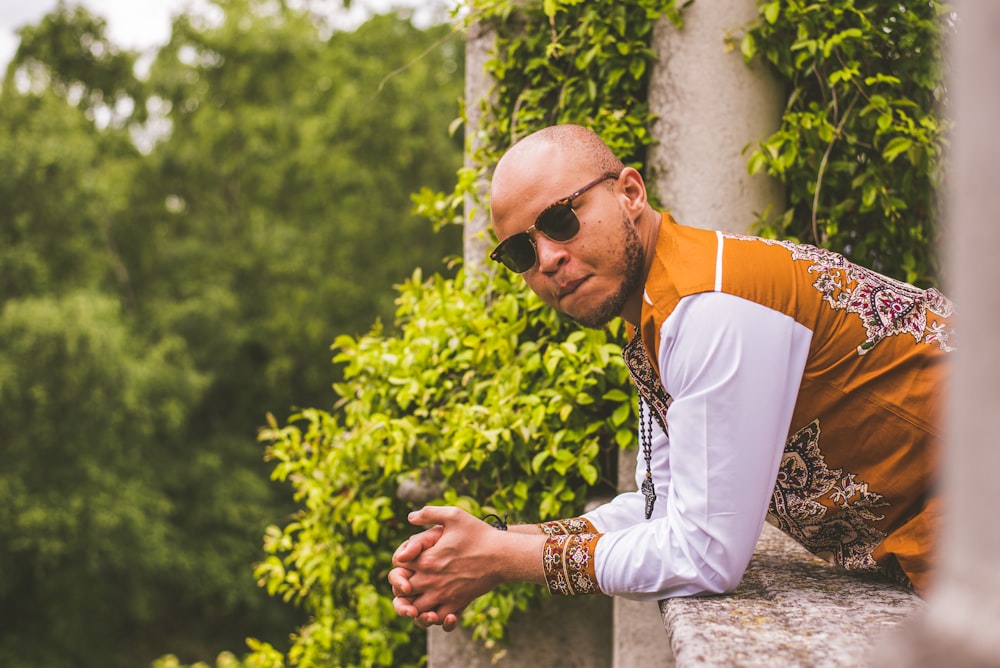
{"left": 490, "top": 171, "right": 621, "bottom": 273}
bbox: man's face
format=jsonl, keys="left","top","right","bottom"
{"left": 491, "top": 167, "right": 645, "bottom": 329}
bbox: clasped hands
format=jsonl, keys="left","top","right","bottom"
{"left": 388, "top": 505, "right": 502, "bottom": 631}
{"left": 389, "top": 505, "right": 545, "bottom": 631}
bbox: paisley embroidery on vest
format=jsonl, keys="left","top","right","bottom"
{"left": 768, "top": 419, "right": 889, "bottom": 572}
{"left": 725, "top": 235, "right": 955, "bottom": 356}
{"left": 621, "top": 333, "right": 672, "bottom": 434}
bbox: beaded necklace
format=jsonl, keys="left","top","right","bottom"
{"left": 638, "top": 398, "right": 656, "bottom": 519}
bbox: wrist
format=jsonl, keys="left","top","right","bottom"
{"left": 488, "top": 530, "right": 548, "bottom": 586}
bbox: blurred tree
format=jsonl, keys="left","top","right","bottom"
{"left": 8, "top": 1, "right": 147, "bottom": 125}
{"left": 128, "top": 0, "right": 464, "bottom": 415}
{"left": 0, "top": 292, "right": 205, "bottom": 666}
{"left": 0, "top": 0, "right": 463, "bottom": 665}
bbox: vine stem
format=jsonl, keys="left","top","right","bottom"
{"left": 812, "top": 90, "right": 860, "bottom": 244}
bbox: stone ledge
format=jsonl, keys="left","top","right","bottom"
{"left": 659, "top": 523, "right": 924, "bottom": 667}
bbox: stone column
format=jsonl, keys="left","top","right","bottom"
{"left": 875, "top": 3, "right": 1000, "bottom": 665}
{"left": 646, "top": 0, "right": 784, "bottom": 233}
{"left": 462, "top": 20, "right": 494, "bottom": 279}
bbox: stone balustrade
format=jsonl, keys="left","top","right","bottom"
{"left": 660, "top": 523, "right": 924, "bottom": 667}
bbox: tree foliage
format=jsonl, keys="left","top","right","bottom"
{"left": 0, "top": 292, "right": 202, "bottom": 667}
{"left": 0, "top": 1, "right": 463, "bottom": 666}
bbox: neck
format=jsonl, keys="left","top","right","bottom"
{"left": 621, "top": 208, "right": 661, "bottom": 327}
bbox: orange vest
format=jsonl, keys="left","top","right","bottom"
{"left": 631, "top": 213, "right": 954, "bottom": 594}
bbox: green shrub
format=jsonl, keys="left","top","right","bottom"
{"left": 253, "top": 269, "right": 633, "bottom": 665}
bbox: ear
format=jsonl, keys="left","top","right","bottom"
{"left": 619, "top": 167, "right": 648, "bottom": 219}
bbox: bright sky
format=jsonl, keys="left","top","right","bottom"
{"left": 0, "top": 0, "right": 451, "bottom": 71}
{"left": 0, "top": 0, "right": 201, "bottom": 68}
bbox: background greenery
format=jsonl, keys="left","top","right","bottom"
{"left": 0, "top": 0, "right": 950, "bottom": 666}
{"left": 0, "top": 1, "right": 462, "bottom": 666}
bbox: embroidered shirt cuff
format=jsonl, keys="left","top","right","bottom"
{"left": 542, "top": 533, "right": 602, "bottom": 596}
{"left": 537, "top": 517, "right": 599, "bottom": 536}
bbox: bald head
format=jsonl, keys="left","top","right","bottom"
{"left": 491, "top": 125, "right": 626, "bottom": 228}
{"left": 493, "top": 125, "right": 623, "bottom": 196}
{"left": 500, "top": 125, "right": 623, "bottom": 175}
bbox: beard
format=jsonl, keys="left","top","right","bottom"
{"left": 571, "top": 210, "right": 646, "bottom": 330}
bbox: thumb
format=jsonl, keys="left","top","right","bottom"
{"left": 393, "top": 525, "right": 444, "bottom": 566}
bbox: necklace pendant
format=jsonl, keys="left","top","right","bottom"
{"left": 641, "top": 475, "right": 656, "bottom": 519}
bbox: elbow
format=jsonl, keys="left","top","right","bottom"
{"left": 696, "top": 567, "right": 744, "bottom": 595}
{"left": 694, "top": 548, "right": 752, "bottom": 595}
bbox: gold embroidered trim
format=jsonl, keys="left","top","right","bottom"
{"left": 542, "top": 533, "right": 601, "bottom": 596}
{"left": 537, "top": 517, "right": 598, "bottom": 536}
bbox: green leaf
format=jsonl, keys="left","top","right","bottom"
{"left": 579, "top": 463, "right": 599, "bottom": 486}
{"left": 763, "top": 1, "right": 780, "bottom": 24}
{"left": 883, "top": 137, "right": 913, "bottom": 162}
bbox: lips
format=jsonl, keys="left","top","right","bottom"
{"left": 557, "top": 276, "right": 587, "bottom": 300}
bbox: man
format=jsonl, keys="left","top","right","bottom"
{"left": 388, "top": 124, "right": 953, "bottom": 631}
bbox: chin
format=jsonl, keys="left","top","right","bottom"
{"left": 569, "top": 307, "right": 620, "bottom": 330}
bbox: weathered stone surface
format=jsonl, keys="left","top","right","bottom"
{"left": 660, "top": 523, "right": 924, "bottom": 667}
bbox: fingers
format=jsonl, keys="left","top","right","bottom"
{"left": 392, "top": 538, "right": 423, "bottom": 567}
{"left": 388, "top": 566, "right": 414, "bottom": 597}
{"left": 414, "top": 609, "right": 462, "bottom": 630}
{"left": 416, "top": 610, "right": 440, "bottom": 627}
{"left": 392, "top": 539, "right": 420, "bottom": 566}
{"left": 392, "top": 594, "right": 418, "bottom": 619}
{"left": 391, "top": 506, "right": 476, "bottom": 631}
{"left": 407, "top": 505, "right": 466, "bottom": 528}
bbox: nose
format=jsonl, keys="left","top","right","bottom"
{"left": 532, "top": 233, "right": 569, "bottom": 274}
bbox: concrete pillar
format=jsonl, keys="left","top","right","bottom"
{"left": 462, "top": 20, "right": 494, "bottom": 278}
{"left": 614, "top": 447, "right": 674, "bottom": 668}
{"left": 875, "top": 2, "right": 1000, "bottom": 665}
{"left": 647, "top": 0, "right": 784, "bottom": 234}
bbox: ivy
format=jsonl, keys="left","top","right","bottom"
{"left": 742, "top": 0, "right": 953, "bottom": 287}
{"left": 469, "top": 0, "right": 681, "bottom": 173}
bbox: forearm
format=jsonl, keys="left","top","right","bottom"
{"left": 497, "top": 519, "right": 604, "bottom": 594}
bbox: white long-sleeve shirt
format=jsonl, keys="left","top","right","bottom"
{"left": 582, "top": 291, "right": 813, "bottom": 600}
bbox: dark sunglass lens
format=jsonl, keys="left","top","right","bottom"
{"left": 536, "top": 204, "right": 579, "bottom": 241}
{"left": 498, "top": 234, "right": 537, "bottom": 273}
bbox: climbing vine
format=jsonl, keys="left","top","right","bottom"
{"left": 742, "top": 0, "right": 952, "bottom": 287}
{"left": 471, "top": 0, "right": 680, "bottom": 169}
